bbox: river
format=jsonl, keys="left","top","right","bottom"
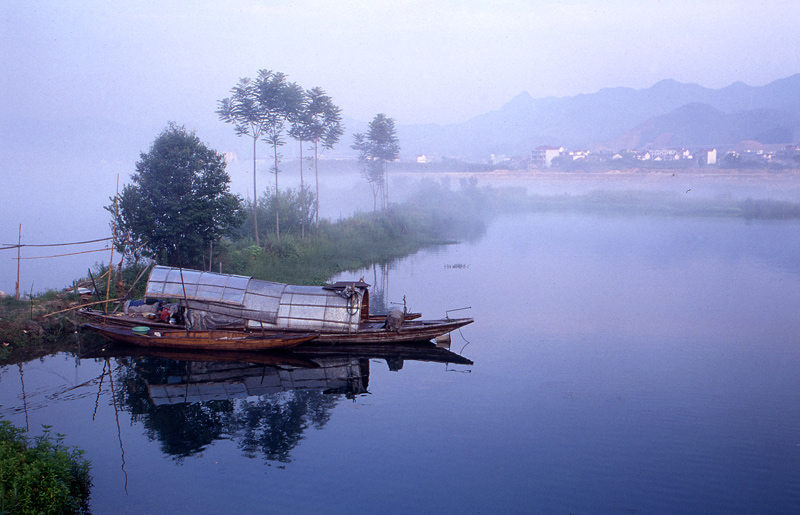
{"left": 1, "top": 210, "right": 799, "bottom": 514}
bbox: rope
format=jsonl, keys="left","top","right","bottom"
{"left": 0, "top": 236, "right": 112, "bottom": 250}
{"left": 14, "top": 247, "right": 112, "bottom": 260}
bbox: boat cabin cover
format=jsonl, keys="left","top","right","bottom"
{"left": 145, "top": 266, "right": 369, "bottom": 332}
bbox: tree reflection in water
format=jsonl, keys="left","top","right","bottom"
{"left": 113, "top": 355, "right": 365, "bottom": 463}
{"left": 91, "top": 342, "right": 471, "bottom": 464}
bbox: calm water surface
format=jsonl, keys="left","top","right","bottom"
{"left": 1, "top": 212, "right": 799, "bottom": 514}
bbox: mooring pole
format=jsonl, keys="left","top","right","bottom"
{"left": 105, "top": 175, "right": 119, "bottom": 312}
{"left": 15, "top": 224, "right": 21, "bottom": 301}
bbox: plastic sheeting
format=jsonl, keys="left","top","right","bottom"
{"left": 145, "top": 266, "right": 367, "bottom": 332}
{"left": 146, "top": 266, "right": 250, "bottom": 305}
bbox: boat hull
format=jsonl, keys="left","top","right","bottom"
{"left": 80, "top": 309, "right": 472, "bottom": 345}
{"left": 83, "top": 323, "right": 317, "bottom": 351}
{"left": 308, "top": 318, "right": 474, "bottom": 344}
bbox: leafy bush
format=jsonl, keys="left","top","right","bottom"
{"left": 0, "top": 421, "right": 91, "bottom": 514}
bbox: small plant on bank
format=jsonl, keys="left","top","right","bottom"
{"left": 0, "top": 421, "right": 92, "bottom": 514}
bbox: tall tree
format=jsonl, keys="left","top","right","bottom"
{"left": 112, "top": 123, "right": 244, "bottom": 268}
{"left": 352, "top": 113, "right": 400, "bottom": 214}
{"left": 290, "top": 87, "right": 344, "bottom": 229}
{"left": 217, "top": 70, "right": 277, "bottom": 246}
{"left": 258, "top": 73, "right": 304, "bottom": 242}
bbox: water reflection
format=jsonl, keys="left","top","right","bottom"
{"left": 80, "top": 343, "right": 472, "bottom": 463}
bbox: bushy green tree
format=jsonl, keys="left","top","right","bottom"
{"left": 112, "top": 123, "right": 244, "bottom": 268}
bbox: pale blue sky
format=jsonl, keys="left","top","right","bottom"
{"left": 3, "top": 0, "right": 800, "bottom": 127}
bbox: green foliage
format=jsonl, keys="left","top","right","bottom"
{"left": 0, "top": 421, "right": 91, "bottom": 514}
{"left": 112, "top": 123, "right": 245, "bottom": 268}
{"left": 289, "top": 86, "right": 344, "bottom": 226}
{"left": 352, "top": 114, "right": 400, "bottom": 213}
{"left": 235, "top": 186, "right": 317, "bottom": 243}
{"left": 221, "top": 178, "right": 489, "bottom": 285}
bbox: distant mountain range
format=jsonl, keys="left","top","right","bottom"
{"left": 5, "top": 74, "right": 800, "bottom": 167}
{"left": 396, "top": 74, "right": 800, "bottom": 159}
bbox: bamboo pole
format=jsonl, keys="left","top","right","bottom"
{"left": 44, "top": 296, "right": 125, "bottom": 317}
{"left": 15, "top": 224, "right": 21, "bottom": 300}
{"left": 105, "top": 175, "right": 119, "bottom": 312}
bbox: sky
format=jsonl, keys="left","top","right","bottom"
{"left": 3, "top": 0, "right": 800, "bottom": 128}
{"left": 2, "top": 0, "right": 800, "bottom": 292}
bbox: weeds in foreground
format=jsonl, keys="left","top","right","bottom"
{"left": 0, "top": 421, "right": 91, "bottom": 514}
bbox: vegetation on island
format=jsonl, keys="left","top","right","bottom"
{"left": 217, "top": 70, "right": 344, "bottom": 244}
{"left": 352, "top": 113, "right": 401, "bottom": 214}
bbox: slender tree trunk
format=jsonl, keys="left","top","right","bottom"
{"left": 299, "top": 141, "right": 305, "bottom": 239}
{"left": 384, "top": 160, "right": 389, "bottom": 212}
{"left": 252, "top": 137, "right": 259, "bottom": 247}
{"left": 314, "top": 140, "right": 320, "bottom": 226}
{"left": 273, "top": 143, "right": 280, "bottom": 243}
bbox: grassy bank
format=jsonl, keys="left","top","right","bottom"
{"left": 0, "top": 294, "right": 85, "bottom": 366}
{"left": 218, "top": 178, "right": 491, "bottom": 284}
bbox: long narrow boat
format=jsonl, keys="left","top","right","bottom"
{"left": 80, "top": 265, "right": 474, "bottom": 345}
{"left": 79, "top": 307, "right": 422, "bottom": 330}
{"left": 81, "top": 308, "right": 471, "bottom": 345}
{"left": 83, "top": 323, "right": 317, "bottom": 351}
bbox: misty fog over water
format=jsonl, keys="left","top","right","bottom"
{"left": 4, "top": 166, "right": 800, "bottom": 294}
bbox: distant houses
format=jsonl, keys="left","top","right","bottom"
{"left": 416, "top": 143, "right": 798, "bottom": 171}
{"left": 531, "top": 146, "right": 563, "bottom": 168}
{"left": 528, "top": 145, "right": 752, "bottom": 170}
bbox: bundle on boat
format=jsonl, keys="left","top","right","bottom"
{"left": 81, "top": 266, "right": 473, "bottom": 345}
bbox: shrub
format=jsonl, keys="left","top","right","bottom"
{"left": 0, "top": 421, "right": 91, "bottom": 514}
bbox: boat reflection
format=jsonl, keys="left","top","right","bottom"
{"left": 80, "top": 342, "right": 473, "bottom": 462}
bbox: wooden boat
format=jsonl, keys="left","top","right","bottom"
{"left": 81, "top": 265, "right": 474, "bottom": 345}
{"left": 83, "top": 323, "right": 318, "bottom": 351}
{"left": 79, "top": 307, "right": 422, "bottom": 329}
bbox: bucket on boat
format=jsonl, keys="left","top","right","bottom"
{"left": 132, "top": 326, "right": 150, "bottom": 335}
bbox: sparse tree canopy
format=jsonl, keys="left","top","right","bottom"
{"left": 217, "top": 69, "right": 284, "bottom": 246}
{"left": 258, "top": 72, "right": 305, "bottom": 242}
{"left": 113, "top": 123, "right": 244, "bottom": 268}
{"left": 352, "top": 113, "right": 399, "bottom": 213}
{"left": 290, "top": 87, "right": 344, "bottom": 227}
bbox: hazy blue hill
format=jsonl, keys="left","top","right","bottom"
{"left": 606, "top": 103, "right": 800, "bottom": 150}
{"left": 397, "top": 74, "right": 800, "bottom": 158}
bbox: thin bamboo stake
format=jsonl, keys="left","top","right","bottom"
{"left": 44, "top": 297, "right": 125, "bottom": 317}
{"left": 15, "top": 224, "right": 21, "bottom": 300}
{"left": 105, "top": 174, "right": 119, "bottom": 312}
